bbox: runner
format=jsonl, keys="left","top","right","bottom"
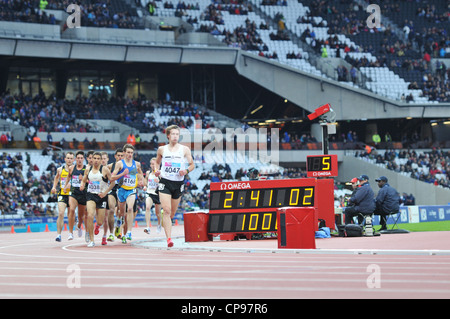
{"left": 123, "top": 194, "right": 139, "bottom": 243}
{"left": 111, "top": 144, "right": 144, "bottom": 244}
{"left": 80, "top": 152, "right": 115, "bottom": 247}
{"left": 155, "top": 125, "right": 194, "bottom": 247}
{"left": 86, "top": 150, "right": 95, "bottom": 168}
{"left": 82, "top": 150, "right": 95, "bottom": 243}
{"left": 143, "top": 157, "right": 162, "bottom": 234}
{"left": 64, "top": 150, "right": 87, "bottom": 240}
{"left": 104, "top": 149, "right": 124, "bottom": 244}
{"left": 51, "top": 151, "right": 74, "bottom": 242}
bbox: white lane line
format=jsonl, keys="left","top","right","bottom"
{"left": 0, "top": 281, "right": 448, "bottom": 297}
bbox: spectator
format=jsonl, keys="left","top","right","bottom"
{"left": 47, "top": 132, "right": 53, "bottom": 145}
{"left": 374, "top": 176, "right": 400, "bottom": 231}
{"left": 321, "top": 46, "right": 328, "bottom": 58}
{"left": 40, "top": 0, "right": 48, "bottom": 11}
{"left": 344, "top": 174, "right": 376, "bottom": 224}
{"left": 372, "top": 132, "right": 381, "bottom": 146}
{"left": 0, "top": 133, "right": 7, "bottom": 147}
{"left": 127, "top": 132, "right": 136, "bottom": 146}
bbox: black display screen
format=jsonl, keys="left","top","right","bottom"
{"left": 307, "top": 155, "right": 332, "bottom": 171}
{"left": 208, "top": 212, "right": 277, "bottom": 233}
{"left": 209, "top": 187, "right": 314, "bottom": 210}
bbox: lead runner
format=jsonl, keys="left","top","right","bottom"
{"left": 155, "top": 125, "right": 195, "bottom": 247}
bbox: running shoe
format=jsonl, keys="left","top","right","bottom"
{"left": 156, "top": 224, "right": 162, "bottom": 234}
{"left": 107, "top": 234, "right": 115, "bottom": 242}
{"left": 101, "top": 236, "right": 107, "bottom": 245}
{"left": 94, "top": 224, "right": 100, "bottom": 235}
{"left": 76, "top": 225, "right": 83, "bottom": 237}
{"left": 167, "top": 238, "right": 174, "bottom": 247}
{"left": 126, "top": 232, "right": 132, "bottom": 241}
{"left": 68, "top": 233, "right": 74, "bottom": 241}
{"left": 144, "top": 228, "right": 150, "bottom": 234}
{"left": 114, "top": 226, "right": 121, "bottom": 238}
{"left": 122, "top": 237, "right": 127, "bottom": 244}
{"left": 87, "top": 241, "right": 95, "bottom": 248}
{"left": 85, "top": 232, "right": 90, "bottom": 243}
{"left": 55, "top": 234, "right": 61, "bottom": 242}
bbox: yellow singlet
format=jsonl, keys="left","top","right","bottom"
{"left": 59, "top": 166, "right": 70, "bottom": 196}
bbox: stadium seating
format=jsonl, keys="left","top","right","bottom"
{"left": 249, "top": 0, "right": 444, "bottom": 103}
{"left": 140, "top": 0, "right": 327, "bottom": 77}
{"left": 2, "top": 0, "right": 448, "bottom": 102}
{"left": 296, "top": 0, "right": 449, "bottom": 102}
{"left": 354, "top": 148, "right": 450, "bottom": 189}
{"left": 1, "top": 1, "right": 449, "bottom": 222}
{"left": 140, "top": 0, "right": 448, "bottom": 103}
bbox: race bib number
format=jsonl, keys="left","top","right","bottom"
{"left": 123, "top": 174, "right": 136, "bottom": 187}
{"left": 88, "top": 181, "right": 100, "bottom": 193}
{"left": 147, "top": 178, "right": 158, "bottom": 190}
{"left": 164, "top": 162, "right": 181, "bottom": 175}
{"left": 72, "top": 175, "right": 82, "bottom": 188}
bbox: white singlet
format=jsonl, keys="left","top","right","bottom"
{"left": 146, "top": 171, "right": 159, "bottom": 195}
{"left": 87, "top": 166, "right": 108, "bottom": 194}
{"left": 160, "top": 145, "right": 186, "bottom": 182}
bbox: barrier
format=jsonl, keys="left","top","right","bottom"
{"left": 184, "top": 211, "right": 212, "bottom": 242}
{"left": 277, "top": 207, "right": 316, "bottom": 249}
{"left": 336, "top": 205, "right": 450, "bottom": 226}
{"left": 9, "top": 223, "right": 56, "bottom": 233}
{"left": 1, "top": 213, "right": 183, "bottom": 232}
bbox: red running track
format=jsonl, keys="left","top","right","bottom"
{"left": 1, "top": 226, "right": 450, "bottom": 299}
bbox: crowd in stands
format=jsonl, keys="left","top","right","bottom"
{"left": 0, "top": 151, "right": 57, "bottom": 217}
{"left": 3, "top": 0, "right": 449, "bottom": 102}
{"left": 214, "top": 1, "right": 253, "bottom": 16}
{"left": 302, "top": 0, "right": 450, "bottom": 102}
{"left": 281, "top": 130, "right": 365, "bottom": 150}
{"left": 2, "top": 89, "right": 446, "bottom": 155}
{"left": 0, "top": 90, "right": 215, "bottom": 137}
{"left": 219, "top": 19, "right": 268, "bottom": 51}
{"left": 0, "top": 0, "right": 139, "bottom": 29}
{"left": 422, "top": 67, "right": 450, "bottom": 103}
{"left": 261, "top": 0, "right": 283, "bottom": 5}
{"left": 0, "top": 91, "right": 98, "bottom": 135}
{"left": 0, "top": 0, "right": 57, "bottom": 24}
{"left": 306, "top": 0, "right": 449, "bottom": 58}
{"left": 64, "top": 0, "right": 140, "bottom": 29}
{"left": 355, "top": 147, "right": 450, "bottom": 189}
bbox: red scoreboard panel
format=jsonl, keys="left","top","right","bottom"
{"left": 208, "top": 178, "right": 334, "bottom": 236}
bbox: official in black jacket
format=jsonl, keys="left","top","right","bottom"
{"left": 344, "top": 175, "right": 376, "bottom": 224}
{"left": 374, "top": 176, "right": 400, "bottom": 230}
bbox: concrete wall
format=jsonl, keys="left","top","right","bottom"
{"left": 62, "top": 27, "right": 175, "bottom": 45}
{"left": 0, "top": 21, "right": 60, "bottom": 39}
